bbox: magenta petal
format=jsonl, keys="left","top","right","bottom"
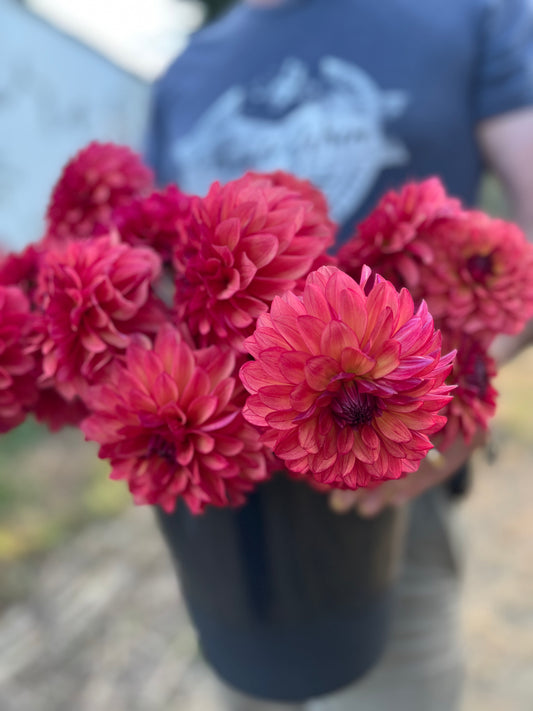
{"left": 241, "top": 232, "right": 280, "bottom": 268}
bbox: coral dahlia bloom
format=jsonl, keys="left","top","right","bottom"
{"left": 437, "top": 334, "right": 498, "bottom": 451}
{"left": 0, "top": 286, "right": 38, "bottom": 432}
{"left": 45, "top": 142, "right": 154, "bottom": 242}
{"left": 424, "top": 210, "right": 533, "bottom": 336}
{"left": 240, "top": 265, "right": 455, "bottom": 489}
{"left": 173, "top": 172, "right": 335, "bottom": 350}
{"left": 337, "top": 178, "right": 461, "bottom": 292}
{"left": 82, "top": 325, "right": 268, "bottom": 513}
{"left": 115, "top": 185, "right": 192, "bottom": 262}
{"left": 37, "top": 233, "right": 163, "bottom": 398}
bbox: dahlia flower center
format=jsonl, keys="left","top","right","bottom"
{"left": 331, "top": 383, "right": 377, "bottom": 429}
{"left": 146, "top": 434, "right": 177, "bottom": 463}
{"left": 466, "top": 253, "right": 493, "bottom": 282}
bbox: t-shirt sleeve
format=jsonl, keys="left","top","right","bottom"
{"left": 474, "top": 0, "right": 533, "bottom": 120}
{"left": 143, "top": 80, "right": 168, "bottom": 184}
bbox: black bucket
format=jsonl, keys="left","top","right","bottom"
{"left": 156, "top": 474, "right": 406, "bottom": 702}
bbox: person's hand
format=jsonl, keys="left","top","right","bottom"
{"left": 328, "top": 429, "right": 486, "bottom": 517}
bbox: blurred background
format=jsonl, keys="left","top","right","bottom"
{"left": 0, "top": 0, "right": 531, "bottom": 709}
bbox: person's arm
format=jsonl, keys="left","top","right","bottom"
{"left": 477, "top": 107, "right": 533, "bottom": 364}
{"left": 330, "top": 106, "right": 533, "bottom": 517}
{"left": 330, "top": 431, "right": 486, "bottom": 516}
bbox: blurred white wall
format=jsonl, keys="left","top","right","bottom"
{"left": 0, "top": 0, "right": 155, "bottom": 248}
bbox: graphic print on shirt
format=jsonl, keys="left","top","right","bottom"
{"left": 172, "top": 57, "right": 410, "bottom": 223}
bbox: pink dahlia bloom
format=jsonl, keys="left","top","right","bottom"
{"left": 82, "top": 325, "right": 268, "bottom": 513}
{"left": 0, "top": 286, "right": 38, "bottom": 432}
{"left": 115, "top": 185, "right": 192, "bottom": 263}
{"left": 173, "top": 172, "right": 335, "bottom": 350}
{"left": 36, "top": 233, "right": 164, "bottom": 399}
{"left": 249, "top": 170, "right": 337, "bottom": 234}
{"left": 424, "top": 210, "right": 533, "bottom": 336}
{"left": 0, "top": 244, "right": 43, "bottom": 298}
{"left": 337, "top": 178, "right": 461, "bottom": 292}
{"left": 437, "top": 334, "right": 498, "bottom": 451}
{"left": 240, "top": 265, "right": 455, "bottom": 489}
{"left": 45, "top": 142, "right": 154, "bottom": 242}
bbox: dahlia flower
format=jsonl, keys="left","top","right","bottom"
{"left": 115, "top": 185, "right": 192, "bottom": 262}
{"left": 0, "top": 243, "right": 43, "bottom": 298}
{"left": 173, "top": 172, "right": 335, "bottom": 350}
{"left": 36, "top": 233, "right": 164, "bottom": 399}
{"left": 0, "top": 285, "right": 38, "bottom": 432}
{"left": 249, "top": 170, "right": 336, "bottom": 234}
{"left": 45, "top": 142, "right": 154, "bottom": 242}
{"left": 337, "top": 178, "right": 461, "bottom": 292}
{"left": 240, "top": 265, "right": 455, "bottom": 489}
{"left": 82, "top": 325, "right": 268, "bottom": 513}
{"left": 437, "top": 333, "right": 498, "bottom": 451}
{"left": 424, "top": 210, "right": 533, "bottom": 336}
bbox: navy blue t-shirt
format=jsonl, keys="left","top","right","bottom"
{"left": 146, "top": 0, "right": 533, "bottom": 246}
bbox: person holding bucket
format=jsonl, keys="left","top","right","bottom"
{"left": 146, "top": 0, "right": 533, "bottom": 708}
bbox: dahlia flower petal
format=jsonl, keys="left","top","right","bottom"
{"left": 374, "top": 411, "right": 413, "bottom": 443}
{"left": 241, "top": 233, "right": 280, "bottom": 268}
{"left": 181, "top": 368, "right": 211, "bottom": 408}
{"left": 336, "top": 289, "right": 367, "bottom": 341}
{"left": 187, "top": 394, "right": 219, "bottom": 426}
{"left": 256, "top": 384, "right": 294, "bottom": 410}
{"left": 152, "top": 372, "right": 180, "bottom": 408}
{"left": 297, "top": 417, "right": 321, "bottom": 453}
{"left": 320, "top": 320, "right": 358, "bottom": 360}
{"left": 289, "top": 381, "right": 320, "bottom": 413}
{"left": 265, "top": 409, "right": 299, "bottom": 430}
{"left": 371, "top": 341, "right": 401, "bottom": 378}
{"left": 351, "top": 430, "right": 379, "bottom": 464}
{"left": 202, "top": 409, "right": 241, "bottom": 432}
{"left": 296, "top": 315, "right": 329, "bottom": 354}
{"left": 278, "top": 351, "right": 312, "bottom": 384}
{"left": 340, "top": 347, "right": 375, "bottom": 375}
{"left": 304, "top": 355, "right": 339, "bottom": 391}
{"left": 303, "top": 283, "right": 331, "bottom": 320}
{"left": 337, "top": 426, "right": 354, "bottom": 454}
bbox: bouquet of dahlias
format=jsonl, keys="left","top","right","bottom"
{"left": 2, "top": 144, "right": 533, "bottom": 514}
